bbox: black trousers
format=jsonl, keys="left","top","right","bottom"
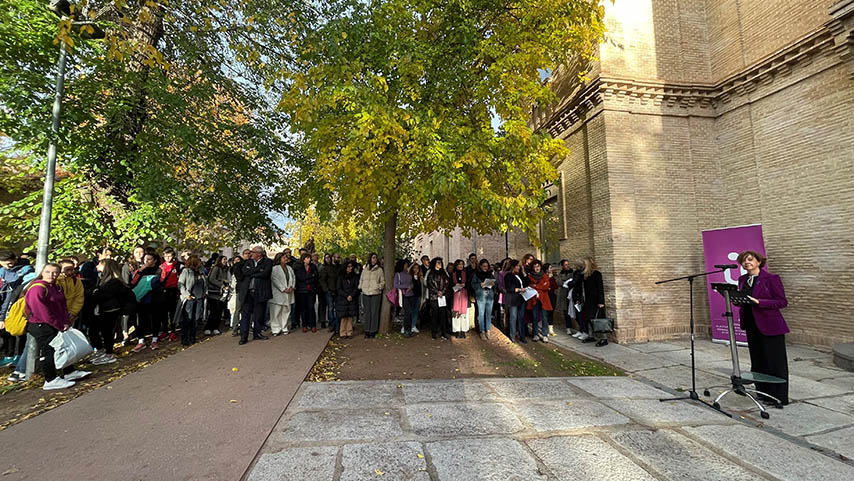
{"left": 136, "top": 302, "right": 157, "bottom": 338}
{"left": 743, "top": 317, "right": 789, "bottom": 404}
{"left": 240, "top": 292, "right": 266, "bottom": 339}
{"left": 91, "top": 311, "right": 120, "bottom": 354}
{"left": 297, "top": 292, "right": 317, "bottom": 329}
{"left": 28, "top": 322, "right": 72, "bottom": 382}
{"left": 160, "top": 288, "right": 180, "bottom": 332}
{"left": 2, "top": 330, "right": 25, "bottom": 357}
{"left": 206, "top": 298, "right": 225, "bottom": 331}
{"left": 429, "top": 300, "right": 448, "bottom": 338}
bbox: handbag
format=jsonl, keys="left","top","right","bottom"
{"left": 49, "top": 328, "right": 94, "bottom": 369}
{"left": 591, "top": 307, "right": 614, "bottom": 334}
{"left": 385, "top": 273, "right": 402, "bottom": 307}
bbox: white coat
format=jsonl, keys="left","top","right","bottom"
{"left": 270, "top": 264, "right": 296, "bottom": 306}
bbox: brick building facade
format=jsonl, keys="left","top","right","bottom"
{"left": 416, "top": 0, "right": 854, "bottom": 348}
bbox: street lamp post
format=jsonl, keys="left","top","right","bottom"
{"left": 34, "top": 2, "right": 105, "bottom": 272}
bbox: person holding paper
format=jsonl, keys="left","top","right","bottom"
{"left": 504, "top": 261, "right": 528, "bottom": 343}
{"left": 526, "top": 260, "right": 552, "bottom": 342}
{"left": 472, "top": 259, "right": 496, "bottom": 340}
{"left": 451, "top": 260, "right": 470, "bottom": 338}
{"left": 737, "top": 250, "right": 789, "bottom": 407}
{"left": 426, "top": 258, "right": 451, "bottom": 340}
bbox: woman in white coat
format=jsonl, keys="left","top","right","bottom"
{"left": 270, "top": 255, "right": 296, "bottom": 336}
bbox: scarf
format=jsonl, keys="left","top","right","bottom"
{"left": 530, "top": 270, "right": 545, "bottom": 281}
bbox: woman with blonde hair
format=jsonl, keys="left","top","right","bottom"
{"left": 580, "top": 257, "right": 606, "bottom": 346}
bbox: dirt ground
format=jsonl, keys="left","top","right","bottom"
{"left": 0, "top": 334, "right": 217, "bottom": 431}
{"left": 307, "top": 323, "right": 622, "bottom": 382}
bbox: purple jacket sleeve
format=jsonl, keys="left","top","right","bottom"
{"left": 754, "top": 274, "right": 788, "bottom": 310}
{"left": 25, "top": 284, "right": 69, "bottom": 331}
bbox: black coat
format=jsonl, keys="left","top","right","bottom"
{"left": 238, "top": 257, "right": 274, "bottom": 303}
{"left": 504, "top": 272, "right": 525, "bottom": 307}
{"left": 294, "top": 263, "right": 319, "bottom": 294}
{"left": 582, "top": 270, "right": 605, "bottom": 315}
{"left": 426, "top": 269, "right": 450, "bottom": 300}
{"left": 336, "top": 273, "right": 359, "bottom": 317}
{"left": 91, "top": 278, "right": 136, "bottom": 315}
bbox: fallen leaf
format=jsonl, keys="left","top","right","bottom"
{"left": 374, "top": 468, "right": 384, "bottom": 475}
{"left": 232, "top": 367, "right": 239, "bottom": 372}
{"left": 230, "top": 399, "right": 238, "bottom": 403}
{"left": 416, "top": 453, "right": 424, "bottom": 459}
{"left": 3, "top": 467, "right": 20, "bottom": 475}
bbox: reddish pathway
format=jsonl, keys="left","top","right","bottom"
{"left": 0, "top": 331, "right": 331, "bottom": 480}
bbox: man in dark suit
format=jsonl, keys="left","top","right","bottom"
{"left": 238, "top": 246, "right": 273, "bottom": 344}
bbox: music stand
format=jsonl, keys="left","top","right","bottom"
{"left": 702, "top": 283, "right": 785, "bottom": 419}
{"left": 656, "top": 269, "right": 732, "bottom": 418}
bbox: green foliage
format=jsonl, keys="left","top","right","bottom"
{"left": 276, "top": 0, "right": 606, "bottom": 243}
{"left": 0, "top": 0, "right": 304, "bottom": 256}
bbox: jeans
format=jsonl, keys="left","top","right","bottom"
{"left": 403, "top": 295, "right": 419, "bottom": 334}
{"left": 531, "top": 304, "right": 547, "bottom": 338}
{"left": 326, "top": 292, "right": 338, "bottom": 330}
{"left": 91, "top": 311, "right": 120, "bottom": 354}
{"left": 475, "top": 297, "right": 494, "bottom": 332}
{"left": 507, "top": 303, "right": 526, "bottom": 340}
{"left": 297, "top": 292, "right": 317, "bottom": 328}
{"left": 181, "top": 299, "right": 203, "bottom": 344}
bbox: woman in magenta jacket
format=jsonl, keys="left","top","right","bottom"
{"left": 737, "top": 250, "right": 789, "bottom": 407}
{"left": 26, "top": 263, "right": 90, "bottom": 390}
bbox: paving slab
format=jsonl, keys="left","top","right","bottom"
{"left": 652, "top": 347, "right": 729, "bottom": 366}
{"left": 296, "top": 381, "right": 399, "bottom": 409}
{"left": 603, "top": 399, "right": 736, "bottom": 427}
{"left": 610, "top": 429, "right": 766, "bottom": 481}
{"left": 789, "top": 360, "right": 853, "bottom": 381}
{"left": 787, "top": 344, "right": 831, "bottom": 361}
{"left": 514, "top": 399, "right": 630, "bottom": 431}
{"left": 638, "top": 365, "right": 728, "bottom": 392}
{"left": 341, "top": 442, "right": 429, "bottom": 481}
{"left": 789, "top": 374, "right": 849, "bottom": 400}
{"left": 595, "top": 349, "right": 682, "bottom": 372}
{"left": 0, "top": 331, "right": 332, "bottom": 481}
{"left": 247, "top": 446, "right": 338, "bottom": 481}
{"left": 486, "top": 378, "right": 582, "bottom": 400}
{"left": 568, "top": 376, "right": 673, "bottom": 398}
{"left": 685, "top": 424, "right": 854, "bottom": 481}
{"left": 806, "top": 425, "right": 854, "bottom": 460}
{"left": 527, "top": 435, "right": 658, "bottom": 481}
{"left": 822, "top": 375, "right": 854, "bottom": 391}
{"left": 758, "top": 401, "right": 854, "bottom": 436}
{"left": 624, "top": 342, "right": 688, "bottom": 354}
{"left": 406, "top": 403, "right": 524, "bottom": 437}
{"left": 807, "top": 393, "right": 854, "bottom": 416}
{"left": 427, "top": 438, "right": 546, "bottom": 481}
{"left": 401, "top": 380, "right": 496, "bottom": 404}
{"left": 275, "top": 409, "right": 404, "bottom": 442}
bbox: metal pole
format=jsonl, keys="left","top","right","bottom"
{"left": 35, "top": 40, "right": 68, "bottom": 273}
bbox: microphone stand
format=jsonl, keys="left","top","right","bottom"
{"left": 655, "top": 268, "right": 732, "bottom": 417}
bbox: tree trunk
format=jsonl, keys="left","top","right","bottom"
{"left": 379, "top": 212, "right": 397, "bottom": 334}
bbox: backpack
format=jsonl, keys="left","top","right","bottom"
{"left": 4, "top": 283, "right": 45, "bottom": 336}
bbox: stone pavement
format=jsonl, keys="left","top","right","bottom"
{"left": 0, "top": 331, "right": 332, "bottom": 481}
{"left": 248, "top": 375, "right": 854, "bottom": 481}
{"left": 549, "top": 331, "right": 854, "bottom": 461}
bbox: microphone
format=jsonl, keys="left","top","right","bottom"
{"left": 715, "top": 264, "right": 738, "bottom": 269}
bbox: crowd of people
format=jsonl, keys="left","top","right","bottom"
{"left": 0, "top": 244, "right": 611, "bottom": 391}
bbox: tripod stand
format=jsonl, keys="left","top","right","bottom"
{"left": 656, "top": 269, "right": 732, "bottom": 417}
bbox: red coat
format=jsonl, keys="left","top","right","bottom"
{"left": 526, "top": 274, "right": 553, "bottom": 311}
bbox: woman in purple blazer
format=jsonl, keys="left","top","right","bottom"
{"left": 737, "top": 250, "right": 789, "bottom": 407}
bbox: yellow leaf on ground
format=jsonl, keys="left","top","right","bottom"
{"left": 230, "top": 400, "right": 238, "bottom": 403}
{"left": 374, "top": 468, "right": 384, "bottom": 475}
{"left": 232, "top": 367, "right": 239, "bottom": 372}
{"left": 416, "top": 453, "right": 424, "bottom": 459}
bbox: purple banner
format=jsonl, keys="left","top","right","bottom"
{"left": 701, "top": 224, "right": 766, "bottom": 343}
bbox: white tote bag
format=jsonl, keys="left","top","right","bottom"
{"left": 50, "top": 328, "right": 94, "bottom": 369}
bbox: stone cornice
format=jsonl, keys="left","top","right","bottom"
{"left": 829, "top": 0, "right": 854, "bottom": 78}
{"left": 539, "top": 25, "right": 845, "bottom": 137}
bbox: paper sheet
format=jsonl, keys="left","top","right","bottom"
{"left": 438, "top": 296, "right": 447, "bottom": 307}
{"left": 452, "top": 284, "right": 464, "bottom": 292}
{"left": 481, "top": 279, "right": 496, "bottom": 288}
{"left": 521, "top": 287, "right": 538, "bottom": 301}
